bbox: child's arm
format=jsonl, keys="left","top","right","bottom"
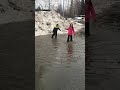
{"left": 73, "top": 28, "right": 76, "bottom": 35}
{"left": 66, "top": 27, "right": 69, "bottom": 30}
{"left": 59, "top": 28, "right": 61, "bottom": 31}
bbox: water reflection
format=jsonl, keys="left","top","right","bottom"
{"left": 67, "top": 42, "right": 73, "bottom": 61}
{"left": 51, "top": 38, "right": 59, "bottom": 49}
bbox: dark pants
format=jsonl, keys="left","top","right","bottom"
{"left": 67, "top": 35, "right": 72, "bottom": 42}
{"left": 85, "top": 22, "right": 90, "bottom": 36}
{"left": 51, "top": 31, "right": 57, "bottom": 38}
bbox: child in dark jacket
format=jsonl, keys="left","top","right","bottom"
{"left": 51, "top": 24, "right": 61, "bottom": 38}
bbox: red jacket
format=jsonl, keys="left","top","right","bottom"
{"left": 67, "top": 27, "right": 75, "bottom": 35}
{"left": 85, "top": 1, "right": 96, "bottom": 22}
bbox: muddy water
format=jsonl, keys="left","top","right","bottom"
{"left": 35, "top": 34, "right": 85, "bottom": 90}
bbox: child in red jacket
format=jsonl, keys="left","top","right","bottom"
{"left": 85, "top": 0, "right": 96, "bottom": 36}
{"left": 67, "top": 23, "right": 75, "bottom": 42}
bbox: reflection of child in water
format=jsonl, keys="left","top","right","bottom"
{"left": 67, "top": 43, "right": 73, "bottom": 54}
{"left": 85, "top": 0, "right": 96, "bottom": 36}
{"left": 67, "top": 23, "right": 75, "bottom": 42}
{"left": 67, "top": 43, "right": 73, "bottom": 61}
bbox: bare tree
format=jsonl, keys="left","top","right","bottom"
{"left": 80, "top": 0, "right": 85, "bottom": 15}
{"left": 56, "top": 4, "right": 62, "bottom": 15}
{"left": 68, "top": 0, "right": 81, "bottom": 18}
{"left": 36, "top": 0, "right": 83, "bottom": 17}
{"left": 74, "top": 0, "right": 81, "bottom": 16}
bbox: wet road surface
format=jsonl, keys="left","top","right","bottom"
{"left": 35, "top": 33, "right": 85, "bottom": 90}
{"left": 86, "top": 2, "right": 120, "bottom": 90}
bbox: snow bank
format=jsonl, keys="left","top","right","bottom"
{"left": 35, "top": 10, "right": 84, "bottom": 36}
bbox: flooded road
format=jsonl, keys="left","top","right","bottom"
{"left": 35, "top": 33, "right": 85, "bottom": 90}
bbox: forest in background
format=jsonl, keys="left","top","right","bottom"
{"left": 35, "top": 0, "right": 85, "bottom": 18}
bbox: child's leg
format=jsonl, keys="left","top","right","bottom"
{"left": 51, "top": 31, "right": 55, "bottom": 38}
{"left": 67, "top": 35, "right": 70, "bottom": 42}
{"left": 70, "top": 35, "right": 73, "bottom": 41}
{"left": 51, "top": 33, "right": 54, "bottom": 38}
{"left": 55, "top": 31, "right": 57, "bottom": 38}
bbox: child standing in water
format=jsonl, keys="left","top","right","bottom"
{"left": 85, "top": 0, "right": 96, "bottom": 36}
{"left": 67, "top": 23, "right": 75, "bottom": 42}
{"left": 51, "top": 24, "right": 61, "bottom": 39}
